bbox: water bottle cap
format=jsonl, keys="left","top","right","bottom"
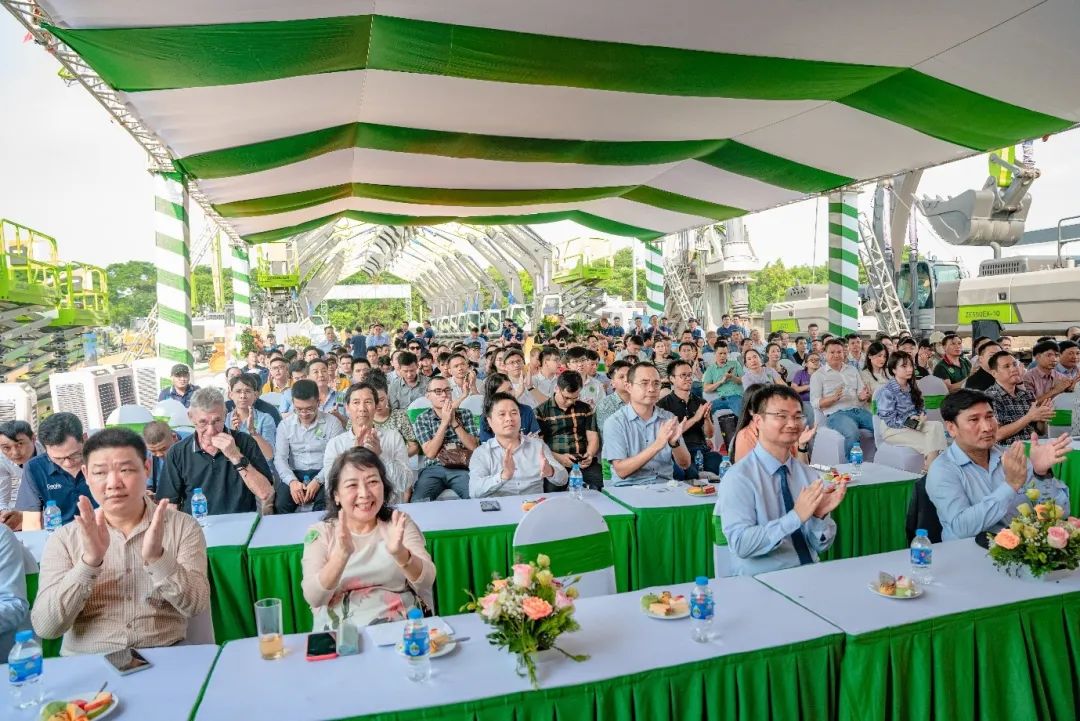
{"left": 193, "top": 488, "right": 203, "bottom": 494}
{"left": 14, "top": 629, "right": 34, "bottom": 643}
{"left": 571, "top": 463, "right": 580, "bottom": 470}
{"left": 916, "top": 529, "right": 928, "bottom": 537}
{"left": 45, "top": 500, "right": 57, "bottom": 506}
{"left": 695, "top": 576, "right": 709, "bottom": 586}
{"left": 407, "top": 608, "right": 423, "bottom": 620}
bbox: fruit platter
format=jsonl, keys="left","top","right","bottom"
{"left": 867, "top": 572, "right": 922, "bottom": 599}
{"left": 822, "top": 468, "right": 853, "bottom": 489}
{"left": 521, "top": 497, "right": 547, "bottom": 512}
{"left": 686, "top": 484, "right": 716, "bottom": 496}
{"left": 40, "top": 692, "right": 117, "bottom": 721}
{"left": 640, "top": 590, "right": 690, "bottom": 619}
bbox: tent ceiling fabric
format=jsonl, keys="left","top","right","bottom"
{"left": 39, "top": 0, "right": 1080, "bottom": 244}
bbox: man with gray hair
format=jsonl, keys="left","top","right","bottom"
{"left": 157, "top": 387, "right": 274, "bottom": 516}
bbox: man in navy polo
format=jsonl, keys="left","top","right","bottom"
{"left": 12, "top": 413, "right": 94, "bottom": 529}
{"left": 158, "top": 363, "right": 199, "bottom": 408}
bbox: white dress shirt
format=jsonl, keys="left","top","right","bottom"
{"left": 273, "top": 412, "right": 344, "bottom": 483}
{"left": 468, "top": 436, "right": 569, "bottom": 498}
{"left": 809, "top": 363, "right": 867, "bottom": 416}
{"left": 319, "top": 427, "right": 411, "bottom": 504}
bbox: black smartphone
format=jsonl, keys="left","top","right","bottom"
{"left": 904, "top": 416, "right": 922, "bottom": 430}
{"left": 105, "top": 648, "right": 153, "bottom": 676}
{"left": 305, "top": 632, "right": 338, "bottom": 661}
{"left": 480, "top": 500, "right": 501, "bottom": 512}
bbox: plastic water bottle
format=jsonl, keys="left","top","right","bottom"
{"left": 191, "top": 488, "right": 208, "bottom": 527}
{"left": 8, "top": 630, "right": 43, "bottom": 709}
{"left": 402, "top": 608, "right": 431, "bottom": 682}
{"left": 718, "top": 456, "right": 732, "bottom": 479}
{"left": 689, "top": 576, "right": 715, "bottom": 643}
{"left": 43, "top": 500, "right": 62, "bottom": 534}
{"left": 910, "top": 529, "right": 933, "bottom": 585}
{"left": 849, "top": 444, "right": 864, "bottom": 478}
{"left": 694, "top": 449, "right": 705, "bottom": 471}
{"left": 568, "top": 463, "right": 584, "bottom": 500}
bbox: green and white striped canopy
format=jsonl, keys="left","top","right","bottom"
{"left": 39, "top": 0, "right": 1079, "bottom": 243}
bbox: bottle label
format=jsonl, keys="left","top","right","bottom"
{"left": 192, "top": 500, "right": 208, "bottom": 515}
{"left": 9, "top": 654, "right": 42, "bottom": 683}
{"left": 911, "top": 547, "right": 932, "bottom": 567}
{"left": 403, "top": 629, "right": 429, "bottom": 658}
{"left": 690, "top": 594, "right": 714, "bottom": 621}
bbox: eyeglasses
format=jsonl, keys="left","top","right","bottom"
{"left": 634, "top": 380, "right": 662, "bottom": 389}
{"left": 672, "top": 373, "right": 693, "bottom": 379}
{"left": 429, "top": 388, "right": 451, "bottom": 396}
{"left": 760, "top": 412, "right": 806, "bottom": 424}
{"left": 193, "top": 418, "right": 224, "bottom": 430}
{"left": 49, "top": 449, "right": 83, "bottom": 465}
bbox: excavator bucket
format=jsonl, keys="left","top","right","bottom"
{"left": 919, "top": 183, "right": 1032, "bottom": 246}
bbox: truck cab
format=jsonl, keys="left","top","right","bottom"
{"left": 895, "top": 260, "right": 962, "bottom": 331}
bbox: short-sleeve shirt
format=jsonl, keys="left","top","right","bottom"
{"left": 934, "top": 356, "right": 971, "bottom": 385}
{"left": 413, "top": 408, "right": 480, "bottom": 467}
{"left": 702, "top": 360, "right": 744, "bottom": 398}
{"left": 602, "top": 404, "right": 685, "bottom": 486}
{"left": 984, "top": 383, "right": 1039, "bottom": 446}
{"left": 156, "top": 429, "right": 274, "bottom": 515}
{"left": 534, "top": 397, "right": 597, "bottom": 456}
{"left": 657, "top": 391, "right": 709, "bottom": 447}
{"left": 14, "top": 455, "right": 96, "bottom": 523}
{"left": 158, "top": 385, "right": 198, "bottom": 408}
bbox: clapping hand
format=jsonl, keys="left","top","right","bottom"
{"left": 538, "top": 444, "right": 555, "bottom": 478}
{"left": 1029, "top": 431, "right": 1071, "bottom": 476}
{"left": 816, "top": 481, "right": 847, "bottom": 515}
{"left": 141, "top": 499, "right": 171, "bottom": 564}
{"left": 797, "top": 425, "right": 817, "bottom": 448}
{"left": 1002, "top": 440, "right": 1030, "bottom": 491}
{"left": 857, "top": 385, "right": 871, "bottom": 402}
{"left": 385, "top": 510, "right": 409, "bottom": 563}
{"left": 501, "top": 444, "right": 516, "bottom": 480}
{"left": 793, "top": 480, "right": 824, "bottom": 522}
{"left": 75, "top": 495, "right": 109, "bottom": 567}
{"left": 831, "top": 386, "right": 845, "bottom": 401}
{"left": 331, "top": 517, "right": 355, "bottom": 561}
{"left": 1026, "top": 398, "right": 1055, "bottom": 424}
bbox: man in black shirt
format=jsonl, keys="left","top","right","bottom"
{"left": 658, "top": 359, "right": 721, "bottom": 480}
{"left": 965, "top": 340, "right": 1001, "bottom": 392}
{"left": 157, "top": 387, "right": 274, "bottom": 515}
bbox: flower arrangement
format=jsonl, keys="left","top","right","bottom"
{"left": 464, "top": 554, "right": 588, "bottom": 688}
{"left": 987, "top": 488, "right": 1080, "bottom": 578}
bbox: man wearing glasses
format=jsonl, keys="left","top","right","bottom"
{"left": 719, "top": 385, "right": 846, "bottom": 575}
{"left": 412, "top": 377, "right": 479, "bottom": 500}
{"left": 659, "top": 359, "right": 721, "bottom": 480}
{"left": 12, "top": 413, "right": 93, "bottom": 530}
{"left": 602, "top": 363, "right": 691, "bottom": 486}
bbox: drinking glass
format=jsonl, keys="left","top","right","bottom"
{"left": 255, "top": 598, "right": 284, "bottom": 660}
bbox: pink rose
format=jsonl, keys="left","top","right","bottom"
{"left": 1047, "top": 526, "right": 1070, "bottom": 550}
{"left": 555, "top": 590, "right": 573, "bottom": 610}
{"left": 521, "top": 596, "right": 553, "bottom": 621}
{"left": 994, "top": 528, "right": 1021, "bottom": 550}
{"left": 479, "top": 593, "right": 500, "bottom": 619}
{"left": 1068, "top": 517, "right": 1080, "bottom": 530}
{"left": 512, "top": 563, "right": 534, "bottom": 588}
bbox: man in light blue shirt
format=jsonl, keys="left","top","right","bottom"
{"left": 0, "top": 524, "right": 29, "bottom": 659}
{"left": 366, "top": 322, "right": 391, "bottom": 350}
{"left": 718, "top": 385, "right": 846, "bottom": 575}
{"left": 601, "top": 363, "right": 691, "bottom": 486}
{"left": 927, "top": 389, "right": 1070, "bottom": 541}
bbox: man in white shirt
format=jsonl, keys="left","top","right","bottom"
{"left": 319, "top": 383, "right": 411, "bottom": 503}
{"left": 532, "top": 346, "right": 561, "bottom": 399}
{"left": 719, "top": 385, "right": 845, "bottom": 575}
{"left": 273, "top": 380, "right": 344, "bottom": 514}
{"left": 388, "top": 350, "right": 430, "bottom": 410}
{"left": 565, "top": 347, "right": 605, "bottom": 408}
{"left": 810, "top": 338, "right": 873, "bottom": 458}
{"left": 447, "top": 353, "right": 478, "bottom": 401}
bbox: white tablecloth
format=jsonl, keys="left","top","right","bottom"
{"left": 604, "top": 482, "right": 719, "bottom": 510}
{"left": 828, "top": 461, "right": 919, "bottom": 488}
{"left": 17, "top": 512, "right": 258, "bottom": 562}
{"left": 757, "top": 539, "right": 1080, "bottom": 636}
{"left": 194, "top": 577, "right": 838, "bottom": 721}
{"left": 247, "top": 491, "right": 633, "bottom": 549}
{"left": 8, "top": 644, "right": 219, "bottom": 721}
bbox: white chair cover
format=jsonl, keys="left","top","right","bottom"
{"left": 871, "top": 389, "right": 926, "bottom": 475}
{"left": 916, "top": 376, "right": 948, "bottom": 423}
{"left": 261, "top": 391, "right": 284, "bottom": 408}
{"left": 512, "top": 496, "right": 616, "bottom": 597}
{"left": 459, "top": 394, "right": 485, "bottom": 417}
{"left": 810, "top": 407, "right": 877, "bottom": 466}
{"left": 407, "top": 397, "right": 432, "bottom": 423}
{"left": 1050, "top": 391, "right": 1075, "bottom": 438}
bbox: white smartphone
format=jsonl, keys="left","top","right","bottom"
{"left": 104, "top": 648, "right": 153, "bottom": 676}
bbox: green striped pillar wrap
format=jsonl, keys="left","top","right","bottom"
{"left": 827, "top": 191, "right": 860, "bottom": 337}
{"left": 153, "top": 171, "right": 194, "bottom": 367}
{"left": 231, "top": 245, "right": 251, "bottom": 327}
{"left": 644, "top": 241, "right": 664, "bottom": 315}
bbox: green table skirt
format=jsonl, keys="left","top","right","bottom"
{"left": 248, "top": 516, "right": 638, "bottom": 633}
{"left": 333, "top": 634, "right": 842, "bottom": 721}
{"left": 207, "top": 544, "right": 256, "bottom": 642}
{"left": 24, "top": 573, "right": 61, "bottom": 658}
{"left": 1053, "top": 448, "right": 1080, "bottom": 514}
{"left": 839, "top": 591, "right": 1080, "bottom": 721}
{"left": 609, "top": 500, "right": 717, "bottom": 587}
{"left": 820, "top": 479, "right": 915, "bottom": 562}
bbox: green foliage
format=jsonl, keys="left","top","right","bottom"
{"left": 105, "top": 260, "right": 156, "bottom": 328}
{"left": 747, "top": 261, "right": 830, "bottom": 314}
{"left": 238, "top": 328, "right": 261, "bottom": 355}
{"left": 323, "top": 270, "right": 426, "bottom": 329}
{"left": 987, "top": 492, "right": 1080, "bottom": 578}
{"left": 191, "top": 265, "right": 233, "bottom": 314}
{"left": 596, "top": 247, "right": 645, "bottom": 300}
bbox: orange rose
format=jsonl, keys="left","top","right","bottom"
{"left": 1035, "top": 504, "right": 1048, "bottom": 521}
{"left": 994, "top": 528, "right": 1021, "bottom": 550}
{"left": 521, "top": 596, "right": 554, "bottom": 621}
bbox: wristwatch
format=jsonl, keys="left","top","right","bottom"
{"left": 232, "top": 456, "right": 250, "bottom": 471}
{"left": 797, "top": 443, "right": 811, "bottom": 453}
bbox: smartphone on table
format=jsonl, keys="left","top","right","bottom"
{"left": 306, "top": 631, "right": 338, "bottom": 661}
{"left": 105, "top": 648, "right": 153, "bottom": 676}
{"left": 480, "top": 500, "right": 501, "bottom": 512}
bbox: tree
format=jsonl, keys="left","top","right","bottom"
{"left": 321, "top": 270, "right": 426, "bottom": 329}
{"left": 106, "top": 260, "right": 156, "bottom": 328}
{"left": 191, "top": 265, "right": 233, "bottom": 314}
{"left": 747, "top": 261, "right": 829, "bottom": 314}
{"left": 596, "top": 247, "right": 645, "bottom": 299}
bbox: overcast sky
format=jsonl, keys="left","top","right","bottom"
{"left": 3, "top": 10, "right": 1079, "bottom": 276}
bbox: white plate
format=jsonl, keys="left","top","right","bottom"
{"left": 866, "top": 582, "right": 923, "bottom": 600}
{"left": 396, "top": 638, "right": 457, "bottom": 658}
{"left": 643, "top": 607, "right": 691, "bottom": 620}
{"left": 368, "top": 617, "right": 455, "bottom": 647}
{"left": 685, "top": 486, "right": 716, "bottom": 498}
{"left": 48, "top": 692, "right": 120, "bottom": 720}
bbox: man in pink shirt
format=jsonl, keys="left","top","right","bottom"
{"left": 1023, "top": 340, "right": 1078, "bottom": 402}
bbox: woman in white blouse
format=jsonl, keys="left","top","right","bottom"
{"left": 468, "top": 393, "right": 568, "bottom": 497}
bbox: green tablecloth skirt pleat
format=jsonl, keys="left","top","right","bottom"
{"left": 821, "top": 479, "right": 916, "bottom": 562}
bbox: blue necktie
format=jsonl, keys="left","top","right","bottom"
{"left": 777, "top": 465, "right": 813, "bottom": 566}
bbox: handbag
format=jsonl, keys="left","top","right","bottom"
{"left": 436, "top": 445, "right": 472, "bottom": 469}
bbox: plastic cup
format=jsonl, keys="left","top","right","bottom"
{"left": 254, "top": 598, "right": 284, "bottom": 660}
